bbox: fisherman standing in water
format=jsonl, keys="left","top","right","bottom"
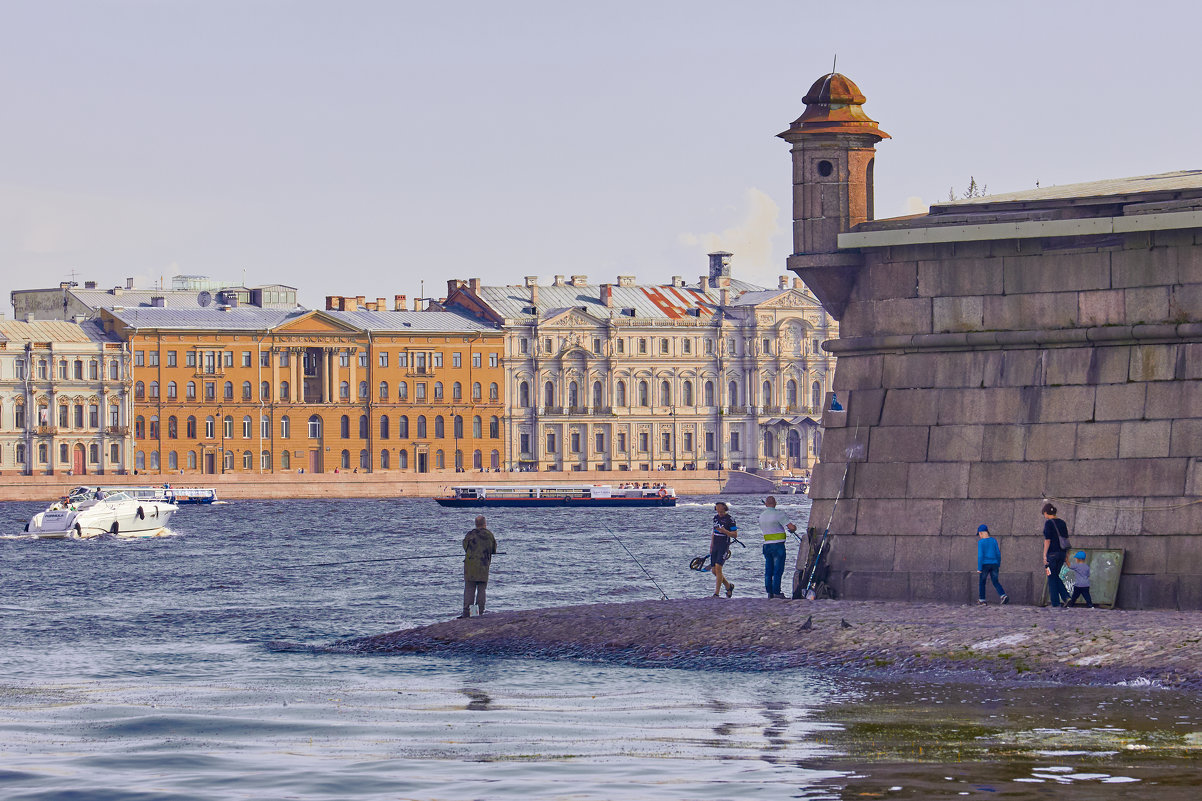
{"left": 459, "top": 515, "right": 497, "bottom": 619}
{"left": 710, "top": 501, "right": 738, "bottom": 597}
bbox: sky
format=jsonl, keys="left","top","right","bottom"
{"left": 3, "top": 0, "right": 1201, "bottom": 312}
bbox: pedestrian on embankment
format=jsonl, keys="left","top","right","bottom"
{"left": 1066, "top": 551, "right": 1095, "bottom": 608}
{"left": 459, "top": 515, "right": 497, "bottom": 619}
{"left": 1042, "top": 502, "right": 1071, "bottom": 608}
{"left": 976, "top": 524, "right": 1008, "bottom": 605}
{"left": 759, "top": 496, "right": 796, "bottom": 599}
{"left": 710, "top": 502, "right": 738, "bottom": 598}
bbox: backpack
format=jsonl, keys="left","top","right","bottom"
{"left": 1053, "top": 518, "right": 1070, "bottom": 552}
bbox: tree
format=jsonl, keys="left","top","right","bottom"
{"left": 947, "top": 176, "right": 988, "bottom": 202}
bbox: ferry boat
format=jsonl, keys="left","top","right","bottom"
{"left": 26, "top": 488, "right": 178, "bottom": 539}
{"left": 435, "top": 485, "right": 677, "bottom": 508}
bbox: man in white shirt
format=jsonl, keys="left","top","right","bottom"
{"left": 759, "top": 496, "right": 797, "bottom": 599}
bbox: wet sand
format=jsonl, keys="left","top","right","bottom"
{"left": 345, "top": 598, "right": 1202, "bottom": 691}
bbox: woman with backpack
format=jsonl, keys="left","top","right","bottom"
{"left": 1042, "top": 502, "right": 1071, "bottom": 608}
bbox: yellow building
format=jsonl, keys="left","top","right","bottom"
{"left": 100, "top": 306, "right": 505, "bottom": 475}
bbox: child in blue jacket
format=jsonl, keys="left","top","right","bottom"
{"left": 977, "top": 524, "right": 1008, "bottom": 605}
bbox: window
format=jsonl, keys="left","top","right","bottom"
{"left": 706, "top": 431, "right": 715, "bottom": 451}
{"left": 94, "top": 444, "right": 103, "bottom": 464}
{"left": 380, "top": 415, "right": 390, "bottom": 439}
{"left": 399, "top": 416, "right": 409, "bottom": 437}
{"left": 59, "top": 360, "right": 68, "bottom": 379}
{"left": 339, "top": 351, "right": 348, "bottom": 367}
{"left": 73, "top": 404, "right": 83, "bottom": 428}
{"left": 39, "top": 360, "right": 47, "bottom": 379}
{"left": 168, "top": 416, "right": 177, "bottom": 438}
{"left": 380, "top": 450, "right": 390, "bottom": 469}
{"left": 417, "top": 416, "right": 427, "bottom": 437}
{"left": 616, "top": 339, "right": 625, "bottom": 354}
{"left": 661, "top": 431, "right": 671, "bottom": 451}
{"left": 728, "top": 380, "right": 738, "bottom": 408}
{"left": 595, "top": 432, "right": 604, "bottom": 452}
{"left": 616, "top": 381, "right": 626, "bottom": 407}
{"left": 660, "top": 338, "right": 669, "bottom": 354}
{"left": 59, "top": 405, "right": 68, "bottom": 428}
{"left": 543, "top": 337, "right": 552, "bottom": 353}
{"left": 280, "top": 351, "right": 289, "bottom": 367}
{"left": 223, "top": 415, "right": 233, "bottom": 438}
{"left": 340, "top": 415, "right": 350, "bottom": 438}
{"left": 204, "top": 382, "right": 215, "bottom": 401}
{"left": 89, "top": 405, "right": 99, "bottom": 428}
{"left": 149, "top": 451, "right": 159, "bottom": 470}
{"left": 167, "top": 381, "right": 178, "bottom": 399}
{"left": 434, "top": 382, "right": 444, "bottom": 400}
{"left": 435, "top": 450, "right": 445, "bottom": 469}
{"left": 473, "top": 449, "right": 482, "bottom": 469}
{"left": 281, "top": 416, "right": 290, "bottom": 438}
{"left": 242, "top": 381, "right": 252, "bottom": 400}
{"left": 135, "top": 351, "right": 145, "bottom": 367}
{"left": 151, "top": 381, "right": 162, "bottom": 399}
{"left": 684, "top": 432, "right": 694, "bottom": 453}
{"left": 186, "top": 381, "right": 196, "bottom": 400}
{"left": 452, "top": 381, "right": 462, "bottom": 400}
{"left": 787, "top": 380, "right": 798, "bottom": 408}
{"left": 166, "top": 350, "right": 178, "bottom": 367}
{"left": 544, "top": 382, "right": 554, "bottom": 407}
{"left": 659, "top": 380, "right": 671, "bottom": 406}
{"left": 340, "top": 381, "right": 350, "bottom": 400}
{"left": 472, "top": 353, "right": 481, "bottom": 368}
{"left": 186, "top": 450, "right": 196, "bottom": 469}
{"left": 472, "top": 415, "right": 482, "bottom": 438}
{"left": 568, "top": 381, "right": 578, "bottom": 408}
{"left": 280, "top": 381, "right": 289, "bottom": 401}
{"left": 379, "top": 381, "right": 388, "bottom": 400}
{"left": 433, "top": 353, "right": 443, "bottom": 368}
{"left": 399, "top": 352, "right": 409, "bottom": 368}
{"left": 186, "top": 351, "right": 196, "bottom": 368}
{"left": 15, "top": 405, "right": 25, "bottom": 428}
{"left": 358, "top": 352, "right": 368, "bottom": 367}
{"left": 204, "top": 352, "right": 215, "bottom": 373}
{"left": 243, "top": 451, "right": 253, "bottom": 470}
{"left": 453, "top": 352, "right": 462, "bottom": 368}
{"left": 519, "top": 338, "right": 528, "bottom": 355}
{"left": 187, "top": 416, "right": 197, "bottom": 438}
{"left": 398, "top": 382, "right": 407, "bottom": 401}
{"left": 261, "top": 352, "right": 270, "bottom": 368}
{"left": 359, "top": 415, "right": 368, "bottom": 439}
{"left": 683, "top": 380, "right": 693, "bottom": 406}
{"left": 570, "top": 432, "right": 581, "bottom": 453}
{"left": 135, "top": 451, "right": 144, "bottom": 471}
{"left": 281, "top": 450, "right": 290, "bottom": 470}
{"left": 397, "top": 450, "right": 406, "bottom": 469}
{"left": 488, "top": 353, "right": 498, "bottom": 368}
{"left": 520, "top": 432, "right": 531, "bottom": 453}
{"left": 592, "top": 337, "right": 602, "bottom": 354}
{"left": 638, "top": 339, "right": 647, "bottom": 355}
{"left": 415, "top": 383, "right": 426, "bottom": 401}
{"left": 812, "top": 381, "right": 822, "bottom": 410}
{"left": 224, "top": 351, "right": 233, "bottom": 367}
{"left": 308, "top": 415, "right": 322, "bottom": 438}
{"left": 593, "top": 381, "right": 603, "bottom": 407}
{"left": 135, "top": 416, "right": 145, "bottom": 438}
{"left": 205, "top": 416, "right": 215, "bottom": 438}
{"left": 14, "top": 359, "right": 25, "bottom": 379}
{"left": 379, "top": 352, "right": 388, "bottom": 367}
{"left": 812, "top": 339, "right": 820, "bottom": 354}
{"left": 762, "top": 380, "right": 772, "bottom": 407}
{"left": 639, "top": 432, "right": 649, "bottom": 452}
{"left": 262, "top": 450, "right": 271, "bottom": 470}
{"left": 683, "top": 339, "right": 692, "bottom": 355}
{"left": 359, "top": 381, "right": 369, "bottom": 399}
{"left": 519, "top": 381, "right": 530, "bottom": 407}
{"left": 434, "top": 416, "right": 445, "bottom": 438}
{"left": 491, "top": 449, "right": 500, "bottom": 470}
{"left": 242, "top": 351, "right": 252, "bottom": 367}
{"left": 39, "top": 443, "right": 48, "bottom": 464}
{"left": 546, "top": 432, "right": 556, "bottom": 453}
{"left": 135, "top": 381, "right": 145, "bottom": 399}
{"left": 112, "top": 444, "right": 121, "bottom": 465}
{"left": 454, "top": 415, "right": 464, "bottom": 438}
{"left": 16, "top": 443, "right": 25, "bottom": 463}
{"left": 489, "top": 416, "right": 499, "bottom": 438}
{"left": 731, "top": 432, "right": 741, "bottom": 451}
{"left": 74, "top": 359, "right": 85, "bottom": 378}
{"left": 243, "top": 416, "right": 252, "bottom": 438}
{"left": 638, "top": 381, "right": 649, "bottom": 407}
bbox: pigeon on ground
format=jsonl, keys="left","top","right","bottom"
{"left": 799, "top": 615, "right": 813, "bottom": 631}
{"left": 840, "top": 618, "right": 852, "bottom": 629}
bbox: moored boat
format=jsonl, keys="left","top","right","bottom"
{"left": 435, "top": 484, "right": 677, "bottom": 508}
{"left": 26, "top": 488, "right": 178, "bottom": 539}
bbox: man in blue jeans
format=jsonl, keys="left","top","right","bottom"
{"left": 758, "top": 496, "right": 797, "bottom": 599}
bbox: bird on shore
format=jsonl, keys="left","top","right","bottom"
{"left": 799, "top": 615, "right": 812, "bottom": 631}
{"left": 840, "top": 618, "right": 852, "bottom": 629}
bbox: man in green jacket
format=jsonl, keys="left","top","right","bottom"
{"left": 459, "top": 515, "right": 498, "bottom": 619}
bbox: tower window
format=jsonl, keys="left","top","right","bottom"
{"left": 817, "top": 160, "right": 833, "bottom": 177}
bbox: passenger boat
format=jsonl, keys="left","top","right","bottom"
{"left": 435, "top": 485, "right": 677, "bottom": 508}
{"left": 26, "top": 488, "right": 178, "bottom": 539}
{"left": 778, "top": 476, "right": 810, "bottom": 495}
{"left": 67, "top": 485, "right": 217, "bottom": 505}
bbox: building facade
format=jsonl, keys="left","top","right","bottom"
{"left": 789, "top": 71, "right": 1202, "bottom": 608}
{"left": 443, "top": 257, "right": 836, "bottom": 473}
{"left": 0, "top": 319, "right": 132, "bottom": 476}
{"left": 101, "top": 306, "right": 504, "bottom": 475}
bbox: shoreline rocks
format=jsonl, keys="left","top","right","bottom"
{"left": 341, "top": 598, "right": 1202, "bottom": 692}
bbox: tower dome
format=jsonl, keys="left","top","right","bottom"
{"left": 780, "top": 72, "right": 889, "bottom": 140}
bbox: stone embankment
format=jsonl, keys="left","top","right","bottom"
{"left": 345, "top": 598, "right": 1202, "bottom": 691}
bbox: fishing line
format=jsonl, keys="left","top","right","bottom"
{"left": 282, "top": 553, "right": 506, "bottom": 569}
{"left": 604, "top": 524, "right": 669, "bottom": 600}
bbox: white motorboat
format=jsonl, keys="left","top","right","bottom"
{"left": 26, "top": 488, "right": 178, "bottom": 539}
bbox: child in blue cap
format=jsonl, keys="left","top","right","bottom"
{"left": 1066, "top": 551, "right": 1094, "bottom": 608}
{"left": 976, "top": 524, "right": 1008, "bottom": 605}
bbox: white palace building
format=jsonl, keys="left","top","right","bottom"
{"left": 443, "top": 253, "right": 836, "bottom": 473}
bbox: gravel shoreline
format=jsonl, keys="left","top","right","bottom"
{"left": 342, "top": 598, "right": 1202, "bottom": 692}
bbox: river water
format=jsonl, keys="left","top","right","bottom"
{"left": 1, "top": 495, "right": 1200, "bottom": 800}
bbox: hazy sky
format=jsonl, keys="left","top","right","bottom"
{"left": 3, "top": 0, "right": 1200, "bottom": 312}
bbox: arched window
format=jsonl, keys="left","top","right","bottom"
{"left": 223, "top": 415, "right": 233, "bottom": 438}
{"left": 135, "top": 415, "right": 145, "bottom": 438}
{"left": 472, "top": 382, "right": 482, "bottom": 401}
{"left": 660, "top": 380, "right": 671, "bottom": 406}
{"left": 473, "top": 449, "right": 483, "bottom": 469}
{"left": 73, "top": 359, "right": 83, "bottom": 379}
{"left": 380, "top": 415, "right": 390, "bottom": 439}
{"left": 473, "top": 415, "right": 482, "bottom": 438}
{"left": 638, "top": 381, "right": 649, "bottom": 407}
{"left": 340, "top": 449, "right": 350, "bottom": 469}
{"left": 359, "top": 415, "right": 368, "bottom": 438}
{"left": 683, "top": 380, "right": 694, "bottom": 406}
{"left": 223, "top": 451, "right": 233, "bottom": 470}
{"left": 242, "top": 381, "right": 252, "bottom": 400}
{"left": 359, "top": 449, "right": 369, "bottom": 469}
{"left": 435, "top": 449, "right": 445, "bottom": 469}
{"left": 434, "top": 415, "right": 445, "bottom": 438}
{"left": 148, "top": 415, "right": 160, "bottom": 438}
{"left": 149, "top": 381, "right": 159, "bottom": 399}
{"left": 280, "top": 415, "right": 291, "bottom": 438}
{"left": 135, "top": 451, "right": 146, "bottom": 470}
{"left": 399, "top": 415, "right": 409, "bottom": 438}
{"left": 593, "top": 381, "right": 603, "bottom": 407}
{"left": 340, "top": 381, "right": 350, "bottom": 400}
{"left": 616, "top": 380, "right": 626, "bottom": 407}
{"left": 787, "top": 379, "right": 798, "bottom": 408}
{"left": 280, "top": 381, "right": 290, "bottom": 401}
{"left": 187, "top": 416, "right": 197, "bottom": 438}
{"left": 762, "top": 380, "right": 772, "bottom": 407}
{"left": 764, "top": 430, "right": 776, "bottom": 458}
{"left": 452, "top": 381, "right": 462, "bottom": 400}
{"left": 728, "top": 380, "right": 739, "bottom": 408}
{"left": 167, "top": 416, "right": 178, "bottom": 439}
{"left": 455, "top": 449, "right": 464, "bottom": 470}
{"left": 812, "top": 381, "right": 822, "bottom": 410}
{"left": 568, "top": 381, "right": 579, "bottom": 408}
{"left": 454, "top": 415, "right": 464, "bottom": 438}
{"left": 490, "top": 449, "right": 500, "bottom": 469}
{"left": 168, "top": 451, "right": 178, "bottom": 470}
{"left": 398, "top": 382, "right": 408, "bottom": 401}
{"left": 398, "top": 449, "right": 408, "bottom": 469}
{"left": 489, "top": 416, "right": 499, "bottom": 438}
{"left": 544, "top": 381, "right": 554, "bottom": 407}
{"left": 261, "top": 415, "right": 270, "bottom": 438}
{"left": 261, "top": 450, "right": 271, "bottom": 470}
{"left": 135, "top": 381, "right": 145, "bottom": 399}
{"left": 417, "top": 415, "right": 427, "bottom": 438}
{"left": 340, "top": 415, "right": 350, "bottom": 438}
{"left": 308, "top": 415, "right": 322, "bottom": 438}
{"left": 242, "top": 415, "right": 252, "bottom": 438}
{"left": 149, "top": 451, "right": 160, "bottom": 470}
{"left": 380, "top": 450, "right": 390, "bottom": 469}
{"left": 186, "top": 381, "right": 196, "bottom": 400}
{"left": 379, "top": 381, "right": 388, "bottom": 400}
{"left": 519, "top": 381, "right": 530, "bottom": 407}
{"left": 359, "top": 381, "right": 368, "bottom": 399}
{"left": 186, "top": 450, "right": 196, "bottom": 470}
{"left": 167, "top": 381, "right": 177, "bottom": 399}
{"left": 489, "top": 382, "right": 498, "bottom": 401}
{"left": 434, "top": 382, "right": 444, "bottom": 400}
{"left": 242, "top": 450, "right": 252, "bottom": 470}
{"left": 281, "top": 450, "right": 290, "bottom": 470}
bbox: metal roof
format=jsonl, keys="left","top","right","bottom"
{"left": 933, "top": 170, "right": 1202, "bottom": 209}
{"left": 324, "top": 310, "right": 498, "bottom": 332}
{"left": 59, "top": 288, "right": 301, "bottom": 311}
{"left": 0, "top": 319, "right": 116, "bottom": 344}
{"left": 472, "top": 278, "right": 766, "bottom": 322}
{"left": 107, "top": 307, "right": 496, "bottom": 334}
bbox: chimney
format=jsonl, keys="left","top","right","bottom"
{"left": 617, "top": 275, "right": 635, "bottom": 287}
{"left": 792, "top": 277, "right": 804, "bottom": 290}
{"left": 344, "top": 296, "right": 358, "bottom": 312}
{"left": 720, "top": 288, "right": 730, "bottom": 307}
{"left": 356, "top": 295, "right": 365, "bottom": 307}
{"left": 60, "top": 281, "right": 72, "bottom": 290}
{"left": 779, "top": 276, "right": 789, "bottom": 290}
{"left": 364, "top": 301, "right": 378, "bottom": 311}
{"left": 552, "top": 275, "right": 565, "bottom": 287}
{"left": 125, "top": 277, "right": 135, "bottom": 289}
{"left": 376, "top": 297, "right": 386, "bottom": 309}
{"left": 25, "top": 313, "right": 36, "bottom": 322}
{"left": 413, "top": 297, "right": 422, "bottom": 311}
{"left": 600, "top": 284, "right": 614, "bottom": 308}
{"left": 151, "top": 296, "right": 166, "bottom": 307}
{"left": 707, "top": 252, "right": 732, "bottom": 282}
{"left": 699, "top": 276, "right": 710, "bottom": 291}
{"left": 394, "top": 294, "right": 406, "bottom": 311}
{"left": 527, "top": 279, "right": 539, "bottom": 307}
{"left": 671, "top": 275, "right": 684, "bottom": 287}
{"left": 72, "top": 315, "right": 87, "bottom": 323}
{"left": 570, "top": 275, "right": 587, "bottom": 286}
{"left": 469, "top": 278, "right": 481, "bottom": 292}
{"left": 325, "top": 295, "right": 337, "bottom": 310}
{"left": 84, "top": 281, "right": 97, "bottom": 289}
{"left": 717, "top": 275, "right": 731, "bottom": 289}
{"left": 447, "top": 279, "right": 465, "bottom": 296}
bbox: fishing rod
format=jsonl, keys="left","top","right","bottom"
{"left": 802, "top": 427, "right": 858, "bottom": 599}
{"left": 604, "top": 524, "right": 669, "bottom": 600}
{"left": 282, "top": 553, "right": 506, "bottom": 569}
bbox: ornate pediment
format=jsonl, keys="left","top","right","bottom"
{"left": 754, "top": 289, "right": 820, "bottom": 311}
{"left": 272, "top": 310, "right": 362, "bottom": 335}
{"left": 542, "top": 307, "right": 604, "bottom": 329}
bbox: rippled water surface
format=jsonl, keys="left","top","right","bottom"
{"left": 2, "top": 495, "right": 1201, "bottom": 800}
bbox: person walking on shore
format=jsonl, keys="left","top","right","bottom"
{"left": 710, "top": 502, "right": 738, "bottom": 598}
{"left": 759, "top": 496, "right": 796, "bottom": 599}
{"left": 1042, "top": 502, "right": 1071, "bottom": 608}
{"left": 459, "top": 515, "right": 497, "bottom": 619}
{"left": 1066, "top": 551, "right": 1095, "bottom": 608}
{"left": 976, "top": 524, "right": 1008, "bottom": 605}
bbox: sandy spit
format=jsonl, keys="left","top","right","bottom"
{"left": 340, "top": 598, "right": 1202, "bottom": 691}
